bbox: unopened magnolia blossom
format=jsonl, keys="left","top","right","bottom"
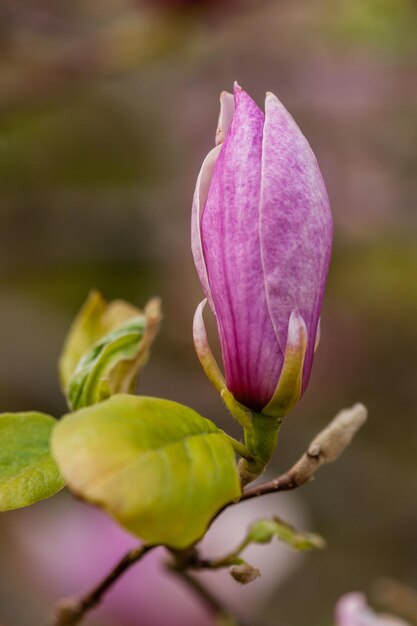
{"left": 192, "top": 83, "right": 332, "bottom": 417}
{"left": 335, "top": 593, "right": 411, "bottom": 626}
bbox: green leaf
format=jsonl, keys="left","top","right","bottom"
{"left": 59, "top": 291, "right": 161, "bottom": 410}
{"left": 247, "top": 517, "right": 326, "bottom": 551}
{"left": 59, "top": 291, "right": 138, "bottom": 387}
{"left": 0, "top": 412, "right": 65, "bottom": 511}
{"left": 67, "top": 316, "right": 149, "bottom": 410}
{"left": 51, "top": 395, "right": 241, "bottom": 548}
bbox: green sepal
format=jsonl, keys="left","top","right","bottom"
{"left": 262, "top": 309, "right": 308, "bottom": 419}
{"left": 51, "top": 394, "right": 241, "bottom": 549}
{"left": 0, "top": 412, "right": 65, "bottom": 511}
{"left": 59, "top": 291, "right": 161, "bottom": 410}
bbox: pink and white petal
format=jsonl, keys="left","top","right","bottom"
{"left": 201, "top": 85, "right": 280, "bottom": 410}
{"left": 215, "top": 91, "right": 235, "bottom": 146}
{"left": 191, "top": 143, "right": 222, "bottom": 311}
{"left": 193, "top": 299, "right": 226, "bottom": 393}
{"left": 192, "top": 89, "right": 234, "bottom": 304}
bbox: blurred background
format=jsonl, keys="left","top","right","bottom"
{"left": 0, "top": 0, "right": 416, "bottom": 624}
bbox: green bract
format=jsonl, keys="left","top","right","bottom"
{"left": 0, "top": 412, "right": 65, "bottom": 511}
{"left": 52, "top": 395, "right": 241, "bottom": 548}
{"left": 59, "top": 291, "right": 161, "bottom": 410}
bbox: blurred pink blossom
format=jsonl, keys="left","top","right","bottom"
{"left": 335, "top": 593, "right": 411, "bottom": 626}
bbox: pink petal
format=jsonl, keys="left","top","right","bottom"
{"left": 260, "top": 92, "right": 332, "bottom": 393}
{"left": 200, "top": 85, "right": 281, "bottom": 410}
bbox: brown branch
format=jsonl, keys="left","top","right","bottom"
{"left": 167, "top": 560, "right": 255, "bottom": 626}
{"left": 169, "top": 565, "right": 233, "bottom": 617}
{"left": 46, "top": 404, "right": 366, "bottom": 625}
{"left": 241, "top": 403, "right": 367, "bottom": 501}
{"left": 46, "top": 544, "right": 154, "bottom": 626}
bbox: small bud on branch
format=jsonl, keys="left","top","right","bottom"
{"left": 229, "top": 563, "right": 261, "bottom": 585}
{"left": 240, "top": 403, "right": 368, "bottom": 501}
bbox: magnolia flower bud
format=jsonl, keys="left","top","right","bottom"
{"left": 192, "top": 83, "right": 332, "bottom": 418}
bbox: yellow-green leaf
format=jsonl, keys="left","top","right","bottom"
{"left": 59, "top": 291, "right": 139, "bottom": 388}
{"left": 52, "top": 395, "right": 241, "bottom": 549}
{"left": 0, "top": 412, "right": 65, "bottom": 511}
{"left": 59, "top": 291, "right": 161, "bottom": 410}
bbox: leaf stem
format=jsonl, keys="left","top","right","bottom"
{"left": 201, "top": 536, "right": 250, "bottom": 569}
{"left": 224, "top": 434, "right": 254, "bottom": 462}
{"left": 220, "top": 389, "right": 254, "bottom": 432}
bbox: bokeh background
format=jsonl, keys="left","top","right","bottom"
{"left": 0, "top": 1, "right": 416, "bottom": 625}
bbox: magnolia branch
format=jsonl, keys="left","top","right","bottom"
{"left": 47, "top": 403, "right": 367, "bottom": 626}
{"left": 241, "top": 403, "right": 367, "bottom": 501}
{"left": 167, "top": 563, "right": 246, "bottom": 626}
{"left": 47, "top": 545, "right": 154, "bottom": 626}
